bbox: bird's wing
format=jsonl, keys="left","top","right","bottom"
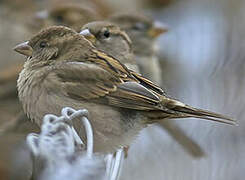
{"left": 129, "top": 70, "right": 164, "bottom": 95}
{"left": 49, "top": 61, "right": 162, "bottom": 111}
{"left": 87, "top": 49, "right": 133, "bottom": 80}
{"left": 87, "top": 49, "right": 164, "bottom": 95}
{"left": 47, "top": 51, "right": 235, "bottom": 125}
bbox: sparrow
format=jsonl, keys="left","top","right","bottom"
{"left": 0, "top": 3, "right": 102, "bottom": 130}
{"left": 45, "top": 0, "right": 113, "bottom": 18}
{"left": 33, "top": 3, "right": 100, "bottom": 32}
{"left": 80, "top": 21, "right": 139, "bottom": 72}
{"left": 109, "top": 13, "right": 207, "bottom": 157}
{"left": 80, "top": 21, "right": 205, "bottom": 157}
{"left": 0, "top": 3, "right": 100, "bottom": 101}
{"left": 110, "top": 13, "right": 167, "bottom": 84}
{"left": 14, "top": 26, "right": 235, "bottom": 153}
{"left": 0, "top": 9, "right": 100, "bottom": 177}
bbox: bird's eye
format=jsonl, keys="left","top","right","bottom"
{"left": 103, "top": 30, "right": 110, "bottom": 38}
{"left": 133, "top": 23, "right": 147, "bottom": 30}
{"left": 55, "top": 15, "right": 64, "bottom": 23}
{"left": 39, "top": 41, "right": 47, "bottom": 48}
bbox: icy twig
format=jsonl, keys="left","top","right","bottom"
{"left": 26, "top": 107, "right": 124, "bottom": 180}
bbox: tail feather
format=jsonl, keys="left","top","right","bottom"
{"left": 171, "top": 114, "right": 236, "bottom": 125}
{"left": 162, "top": 98, "right": 237, "bottom": 125}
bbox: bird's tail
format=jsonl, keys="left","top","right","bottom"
{"left": 150, "top": 97, "right": 237, "bottom": 125}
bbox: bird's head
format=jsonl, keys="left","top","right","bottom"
{"left": 14, "top": 26, "right": 92, "bottom": 66}
{"left": 110, "top": 13, "right": 168, "bottom": 55}
{"left": 80, "top": 21, "right": 133, "bottom": 62}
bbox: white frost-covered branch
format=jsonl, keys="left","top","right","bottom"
{"left": 26, "top": 107, "right": 124, "bottom": 180}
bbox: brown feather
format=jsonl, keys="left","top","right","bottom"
{"left": 51, "top": 60, "right": 236, "bottom": 125}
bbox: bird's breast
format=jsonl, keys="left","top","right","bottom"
{"left": 70, "top": 101, "right": 146, "bottom": 153}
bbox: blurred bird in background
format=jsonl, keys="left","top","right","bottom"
{"left": 110, "top": 13, "right": 166, "bottom": 84}
{"left": 33, "top": 4, "right": 100, "bottom": 32}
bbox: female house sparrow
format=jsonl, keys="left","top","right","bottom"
{"left": 110, "top": 13, "right": 167, "bottom": 84}
{"left": 14, "top": 26, "right": 235, "bottom": 153}
{"left": 80, "top": 21, "right": 204, "bottom": 157}
{"left": 0, "top": 9, "right": 100, "bottom": 175}
{"left": 0, "top": 3, "right": 103, "bottom": 132}
{"left": 0, "top": 3, "right": 100, "bottom": 102}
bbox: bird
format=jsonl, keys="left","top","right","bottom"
{"left": 0, "top": 3, "right": 103, "bottom": 135}
{"left": 14, "top": 26, "right": 235, "bottom": 153}
{"left": 0, "top": 6, "right": 102, "bottom": 175}
{"left": 80, "top": 21, "right": 139, "bottom": 72}
{"left": 0, "top": 3, "right": 101, "bottom": 101}
{"left": 110, "top": 13, "right": 168, "bottom": 85}
{"left": 108, "top": 13, "right": 207, "bottom": 157}
{"left": 80, "top": 21, "right": 205, "bottom": 157}
{"left": 33, "top": 3, "right": 100, "bottom": 32}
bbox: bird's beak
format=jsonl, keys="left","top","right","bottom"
{"left": 13, "top": 41, "right": 33, "bottom": 57}
{"left": 148, "top": 21, "right": 168, "bottom": 38}
{"left": 79, "top": 29, "right": 96, "bottom": 43}
{"left": 35, "top": 10, "right": 49, "bottom": 20}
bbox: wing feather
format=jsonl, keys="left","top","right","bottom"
{"left": 49, "top": 62, "right": 162, "bottom": 111}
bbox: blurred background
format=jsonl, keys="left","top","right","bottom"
{"left": 0, "top": 0, "right": 244, "bottom": 179}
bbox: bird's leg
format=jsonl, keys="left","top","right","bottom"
{"left": 123, "top": 146, "right": 129, "bottom": 158}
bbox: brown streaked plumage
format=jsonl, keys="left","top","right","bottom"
{"left": 109, "top": 13, "right": 207, "bottom": 157}
{"left": 15, "top": 26, "right": 235, "bottom": 153}
{"left": 81, "top": 21, "right": 205, "bottom": 157}
{"left": 0, "top": 3, "right": 101, "bottom": 100}
{"left": 0, "top": 3, "right": 102, "bottom": 133}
